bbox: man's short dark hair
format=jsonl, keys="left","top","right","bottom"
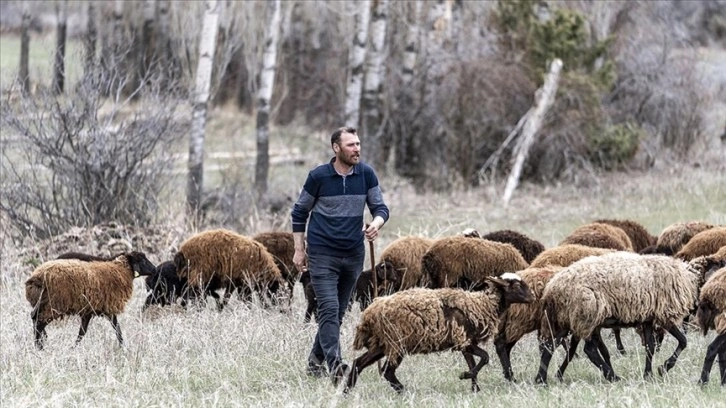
{"left": 331, "top": 127, "right": 357, "bottom": 146}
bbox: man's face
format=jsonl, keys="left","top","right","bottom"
{"left": 334, "top": 132, "right": 361, "bottom": 166}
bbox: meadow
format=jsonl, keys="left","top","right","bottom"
{"left": 2, "top": 33, "right": 726, "bottom": 408}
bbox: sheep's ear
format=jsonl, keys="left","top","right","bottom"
{"left": 485, "top": 276, "right": 506, "bottom": 287}
{"left": 134, "top": 271, "right": 140, "bottom": 278}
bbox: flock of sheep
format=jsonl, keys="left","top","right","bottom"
{"left": 23, "top": 220, "right": 726, "bottom": 393}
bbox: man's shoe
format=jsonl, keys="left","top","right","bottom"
{"left": 331, "top": 363, "right": 350, "bottom": 386}
{"left": 306, "top": 355, "right": 326, "bottom": 378}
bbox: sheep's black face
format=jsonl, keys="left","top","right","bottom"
{"left": 127, "top": 251, "right": 157, "bottom": 277}
{"left": 505, "top": 279, "right": 535, "bottom": 304}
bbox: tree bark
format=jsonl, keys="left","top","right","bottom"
{"left": 255, "top": 0, "right": 282, "bottom": 198}
{"left": 139, "top": 0, "right": 156, "bottom": 85}
{"left": 502, "top": 59, "right": 563, "bottom": 205}
{"left": 19, "top": 4, "right": 30, "bottom": 94}
{"left": 187, "top": 0, "right": 220, "bottom": 219}
{"left": 361, "top": 0, "right": 389, "bottom": 170}
{"left": 53, "top": 0, "right": 68, "bottom": 95}
{"left": 343, "top": 0, "right": 371, "bottom": 127}
{"left": 401, "top": 0, "right": 421, "bottom": 87}
{"left": 84, "top": 1, "right": 97, "bottom": 75}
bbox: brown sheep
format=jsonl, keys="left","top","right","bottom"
{"left": 423, "top": 236, "right": 529, "bottom": 289}
{"left": 675, "top": 227, "right": 726, "bottom": 261}
{"left": 559, "top": 222, "right": 633, "bottom": 251}
{"left": 252, "top": 231, "right": 296, "bottom": 299}
{"left": 480, "top": 229, "right": 546, "bottom": 264}
{"left": 696, "top": 265, "right": 726, "bottom": 385}
{"left": 530, "top": 244, "right": 616, "bottom": 268}
{"left": 654, "top": 221, "right": 715, "bottom": 256}
{"left": 346, "top": 273, "right": 535, "bottom": 393}
{"left": 25, "top": 252, "right": 157, "bottom": 349}
{"left": 494, "top": 265, "right": 563, "bottom": 381}
{"left": 175, "top": 229, "right": 286, "bottom": 310}
{"left": 594, "top": 219, "right": 657, "bottom": 253}
{"left": 375, "top": 235, "right": 434, "bottom": 294}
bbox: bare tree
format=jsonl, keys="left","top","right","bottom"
{"left": 343, "top": 0, "right": 371, "bottom": 127}
{"left": 254, "top": 0, "right": 282, "bottom": 197}
{"left": 401, "top": 0, "right": 422, "bottom": 88}
{"left": 84, "top": 1, "right": 98, "bottom": 75}
{"left": 361, "top": 0, "right": 389, "bottom": 169}
{"left": 138, "top": 0, "right": 156, "bottom": 87}
{"left": 19, "top": 3, "right": 31, "bottom": 94}
{"left": 52, "top": 0, "right": 68, "bottom": 95}
{"left": 187, "top": 0, "right": 221, "bottom": 218}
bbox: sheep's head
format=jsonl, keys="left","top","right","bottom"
{"left": 486, "top": 272, "right": 534, "bottom": 305}
{"left": 374, "top": 260, "right": 400, "bottom": 294}
{"left": 125, "top": 251, "right": 157, "bottom": 277}
{"left": 688, "top": 255, "right": 726, "bottom": 284}
{"left": 462, "top": 228, "right": 481, "bottom": 238}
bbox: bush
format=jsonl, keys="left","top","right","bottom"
{"left": 589, "top": 122, "right": 643, "bottom": 170}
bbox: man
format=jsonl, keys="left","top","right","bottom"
{"left": 291, "top": 126, "right": 389, "bottom": 384}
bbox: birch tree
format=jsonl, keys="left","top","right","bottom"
{"left": 19, "top": 3, "right": 30, "bottom": 94}
{"left": 187, "top": 0, "right": 220, "bottom": 218}
{"left": 401, "top": 0, "right": 422, "bottom": 88}
{"left": 84, "top": 1, "right": 97, "bottom": 75}
{"left": 360, "top": 0, "right": 389, "bottom": 169}
{"left": 52, "top": 0, "right": 68, "bottom": 94}
{"left": 254, "top": 0, "right": 282, "bottom": 197}
{"left": 343, "top": 0, "right": 371, "bottom": 127}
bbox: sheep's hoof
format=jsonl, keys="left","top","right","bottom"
{"left": 657, "top": 366, "right": 667, "bottom": 377}
{"left": 459, "top": 371, "right": 473, "bottom": 380}
{"left": 471, "top": 383, "right": 480, "bottom": 393}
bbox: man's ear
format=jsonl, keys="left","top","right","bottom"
{"left": 333, "top": 143, "right": 339, "bottom": 153}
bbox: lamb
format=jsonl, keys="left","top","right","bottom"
{"left": 174, "top": 229, "right": 286, "bottom": 310}
{"left": 594, "top": 218, "right": 657, "bottom": 253}
{"left": 653, "top": 221, "right": 715, "bottom": 255}
{"left": 675, "top": 227, "right": 726, "bottom": 261}
{"left": 559, "top": 222, "right": 634, "bottom": 251}
{"left": 535, "top": 252, "right": 714, "bottom": 384}
{"left": 25, "top": 251, "right": 157, "bottom": 349}
{"left": 696, "top": 265, "right": 726, "bottom": 385}
{"left": 252, "top": 231, "right": 297, "bottom": 299}
{"left": 479, "top": 230, "right": 545, "bottom": 264}
{"left": 529, "top": 244, "right": 615, "bottom": 268}
{"left": 423, "top": 236, "right": 529, "bottom": 289}
{"left": 345, "top": 273, "right": 534, "bottom": 393}
{"left": 494, "top": 265, "right": 563, "bottom": 381}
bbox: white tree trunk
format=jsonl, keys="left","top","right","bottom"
{"left": 361, "top": 0, "right": 389, "bottom": 168}
{"left": 187, "top": 0, "right": 220, "bottom": 217}
{"left": 254, "top": 0, "right": 282, "bottom": 197}
{"left": 52, "top": 0, "right": 68, "bottom": 94}
{"left": 502, "top": 59, "right": 563, "bottom": 205}
{"left": 401, "top": 0, "right": 421, "bottom": 87}
{"left": 343, "top": 0, "right": 371, "bottom": 127}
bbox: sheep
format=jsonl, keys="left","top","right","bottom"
{"left": 535, "top": 252, "right": 714, "bottom": 384}
{"left": 423, "top": 236, "right": 529, "bottom": 289}
{"left": 675, "top": 227, "right": 726, "bottom": 261}
{"left": 375, "top": 235, "right": 435, "bottom": 293}
{"left": 494, "top": 265, "right": 563, "bottom": 381}
{"left": 654, "top": 221, "right": 715, "bottom": 256}
{"left": 530, "top": 244, "right": 615, "bottom": 268}
{"left": 594, "top": 218, "right": 657, "bottom": 253}
{"left": 479, "top": 230, "right": 546, "bottom": 264}
{"left": 559, "top": 222, "right": 634, "bottom": 251}
{"left": 696, "top": 265, "right": 726, "bottom": 385}
{"left": 252, "top": 231, "right": 297, "bottom": 300}
{"left": 174, "top": 229, "right": 286, "bottom": 310}
{"left": 25, "top": 251, "right": 157, "bottom": 349}
{"left": 345, "top": 273, "right": 535, "bottom": 393}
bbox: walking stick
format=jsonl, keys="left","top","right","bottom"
{"left": 366, "top": 223, "right": 384, "bottom": 374}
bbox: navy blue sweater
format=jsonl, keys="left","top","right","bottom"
{"left": 291, "top": 159, "right": 390, "bottom": 257}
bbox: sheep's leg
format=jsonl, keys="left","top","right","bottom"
{"left": 698, "top": 332, "right": 726, "bottom": 385}
{"left": 718, "top": 343, "right": 726, "bottom": 385}
{"left": 593, "top": 330, "right": 613, "bottom": 371}
{"left": 75, "top": 314, "right": 93, "bottom": 345}
{"left": 641, "top": 323, "right": 656, "bottom": 378}
{"left": 556, "top": 335, "right": 579, "bottom": 381}
{"left": 583, "top": 337, "right": 619, "bottom": 382}
{"left": 612, "top": 328, "right": 626, "bottom": 355}
{"left": 658, "top": 324, "right": 687, "bottom": 376}
{"left": 495, "top": 335, "right": 517, "bottom": 382}
{"left": 460, "top": 344, "right": 488, "bottom": 392}
{"left": 654, "top": 326, "right": 665, "bottom": 353}
{"left": 346, "top": 349, "right": 385, "bottom": 392}
{"left": 535, "top": 335, "right": 560, "bottom": 384}
{"left": 33, "top": 319, "right": 47, "bottom": 350}
{"left": 382, "top": 355, "right": 405, "bottom": 393}
{"left": 108, "top": 315, "right": 124, "bottom": 347}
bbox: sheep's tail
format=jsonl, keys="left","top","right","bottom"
{"left": 353, "top": 318, "right": 374, "bottom": 351}
{"left": 420, "top": 252, "right": 439, "bottom": 288}
{"left": 173, "top": 252, "right": 188, "bottom": 278}
{"left": 696, "top": 299, "right": 717, "bottom": 336}
{"left": 25, "top": 276, "right": 45, "bottom": 319}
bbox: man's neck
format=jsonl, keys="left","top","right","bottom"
{"left": 332, "top": 159, "right": 353, "bottom": 176}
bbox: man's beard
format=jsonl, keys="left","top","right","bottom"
{"left": 337, "top": 153, "right": 360, "bottom": 167}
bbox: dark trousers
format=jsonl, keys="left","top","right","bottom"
{"left": 307, "top": 251, "right": 364, "bottom": 371}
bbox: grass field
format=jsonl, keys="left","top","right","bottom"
{"left": 1, "top": 157, "right": 725, "bottom": 407}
